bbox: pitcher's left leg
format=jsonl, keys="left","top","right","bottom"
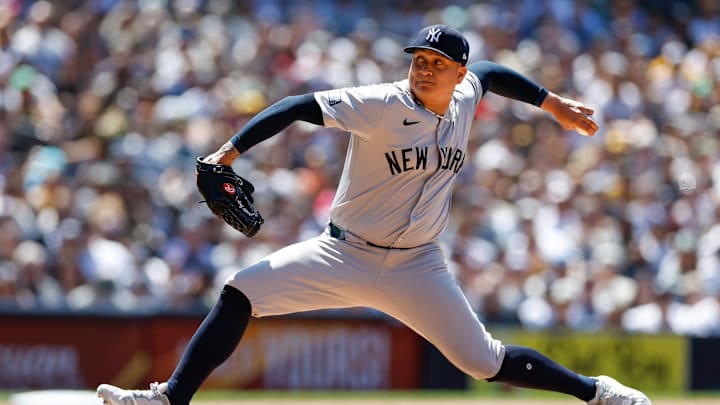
{"left": 373, "top": 244, "right": 648, "bottom": 403}
{"left": 373, "top": 244, "right": 504, "bottom": 379}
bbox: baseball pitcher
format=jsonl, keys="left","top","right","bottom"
{"left": 98, "top": 25, "right": 650, "bottom": 405}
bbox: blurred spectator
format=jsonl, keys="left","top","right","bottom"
{"left": 13, "top": 239, "right": 64, "bottom": 308}
{"left": 0, "top": 0, "right": 718, "bottom": 337}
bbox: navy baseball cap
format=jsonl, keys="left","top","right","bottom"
{"left": 404, "top": 25, "right": 469, "bottom": 65}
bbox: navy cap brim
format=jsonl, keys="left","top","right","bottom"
{"left": 403, "top": 45, "right": 456, "bottom": 62}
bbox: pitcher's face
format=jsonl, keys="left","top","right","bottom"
{"left": 408, "top": 49, "right": 467, "bottom": 113}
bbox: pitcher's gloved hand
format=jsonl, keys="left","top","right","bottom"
{"left": 196, "top": 157, "right": 263, "bottom": 237}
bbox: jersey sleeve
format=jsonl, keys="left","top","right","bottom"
{"left": 467, "top": 61, "right": 548, "bottom": 106}
{"left": 314, "top": 85, "right": 389, "bottom": 141}
{"left": 463, "top": 70, "right": 484, "bottom": 107}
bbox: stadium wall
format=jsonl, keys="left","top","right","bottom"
{"left": 0, "top": 313, "right": 716, "bottom": 392}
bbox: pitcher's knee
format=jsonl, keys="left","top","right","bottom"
{"left": 452, "top": 342, "right": 505, "bottom": 380}
{"left": 463, "top": 359, "right": 502, "bottom": 380}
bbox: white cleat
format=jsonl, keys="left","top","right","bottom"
{"left": 588, "top": 375, "right": 651, "bottom": 405}
{"left": 97, "top": 382, "right": 171, "bottom": 405}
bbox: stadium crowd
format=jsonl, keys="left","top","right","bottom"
{"left": 0, "top": 0, "right": 719, "bottom": 336}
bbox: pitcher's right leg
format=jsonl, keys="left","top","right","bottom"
{"left": 97, "top": 284, "right": 250, "bottom": 405}
{"left": 98, "top": 234, "right": 372, "bottom": 405}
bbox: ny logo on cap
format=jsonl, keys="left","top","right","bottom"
{"left": 426, "top": 27, "right": 442, "bottom": 43}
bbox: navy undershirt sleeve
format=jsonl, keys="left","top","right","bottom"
{"left": 231, "top": 93, "right": 324, "bottom": 153}
{"left": 468, "top": 61, "right": 548, "bottom": 106}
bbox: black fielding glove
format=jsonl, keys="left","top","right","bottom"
{"left": 196, "top": 157, "right": 264, "bottom": 237}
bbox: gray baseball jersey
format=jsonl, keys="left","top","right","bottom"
{"left": 226, "top": 71, "right": 506, "bottom": 380}
{"left": 316, "top": 74, "right": 479, "bottom": 248}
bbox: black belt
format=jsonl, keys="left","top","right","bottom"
{"left": 328, "top": 223, "right": 413, "bottom": 249}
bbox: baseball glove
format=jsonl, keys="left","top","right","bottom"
{"left": 196, "top": 157, "right": 264, "bottom": 237}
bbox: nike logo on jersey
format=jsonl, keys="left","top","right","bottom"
{"left": 403, "top": 118, "right": 420, "bottom": 126}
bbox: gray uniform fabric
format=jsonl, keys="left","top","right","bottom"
{"left": 226, "top": 71, "right": 506, "bottom": 379}
{"left": 317, "top": 73, "right": 480, "bottom": 248}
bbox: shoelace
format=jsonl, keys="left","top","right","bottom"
{"left": 150, "top": 381, "right": 162, "bottom": 397}
{"left": 128, "top": 382, "right": 163, "bottom": 399}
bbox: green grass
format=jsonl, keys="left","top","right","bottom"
{"left": 190, "top": 388, "right": 720, "bottom": 401}
{"left": 2, "top": 388, "right": 718, "bottom": 402}
{"left": 194, "top": 390, "right": 477, "bottom": 400}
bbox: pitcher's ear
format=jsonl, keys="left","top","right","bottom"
{"left": 457, "top": 66, "right": 468, "bottom": 83}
